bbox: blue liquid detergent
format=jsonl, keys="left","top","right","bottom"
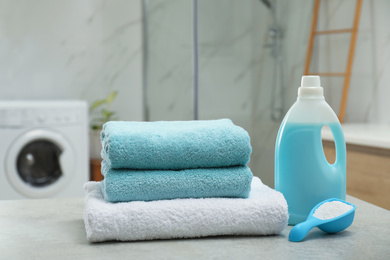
{"left": 275, "top": 122, "right": 346, "bottom": 225}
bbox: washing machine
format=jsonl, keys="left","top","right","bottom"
{"left": 0, "top": 100, "right": 89, "bottom": 199}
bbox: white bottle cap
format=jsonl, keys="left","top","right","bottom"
{"left": 298, "top": 75, "right": 324, "bottom": 96}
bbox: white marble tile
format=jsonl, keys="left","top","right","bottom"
{"left": 144, "top": 0, "right": 390, "bottom": 187}
{"left": 314, "top": 0, "right": 390, "bottom": 124}
{"left": 0, "top": 0, "right": 143, "bottom": 122}
{"left": 145, "top": 0, "right": 193, "bottom": 121}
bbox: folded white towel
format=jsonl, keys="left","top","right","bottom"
{"left": 83, "top": 177, "right": 288, "bottom": 242}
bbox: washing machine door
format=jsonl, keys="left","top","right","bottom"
{"left": 5, "top": 129, "right": 74, "bottom": 198}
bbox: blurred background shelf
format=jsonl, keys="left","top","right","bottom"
{"left": 322, "top": 124, "right": 390, "bottom": 210}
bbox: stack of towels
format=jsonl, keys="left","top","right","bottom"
{"left": 83, "top": 119, "right": 288, "bottom": 242}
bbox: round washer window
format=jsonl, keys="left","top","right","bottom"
{"left": 6, "top": 129, "right": 74, "bottom": 198}
{"left": 17, "top": 140, "right": 63, "bottom": 187}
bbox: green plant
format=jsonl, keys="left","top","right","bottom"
{"left": 89, "top": 91, "right": 118, "bottom": 130}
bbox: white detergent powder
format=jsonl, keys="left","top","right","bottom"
{"left": 313, "top": 201, "right": 354, "bottom": 220}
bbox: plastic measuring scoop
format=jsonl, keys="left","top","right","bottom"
{"left": 289, "top": 198, "right": 357, "bottom": 242}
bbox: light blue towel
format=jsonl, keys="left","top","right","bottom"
{"left": 100, "top": 161, "right": 253, "bottom": 202}
{"left": 100, "top": 119, "right": 251, "bottom": 170}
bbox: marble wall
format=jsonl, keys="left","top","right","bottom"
{"left": 145, "top": 0, "right": 313, "bottom": 187}
{"left": 1, "top": 0, "right": 388, "bottom": 187}
{"left": 144, "top": 0, "right": 390, "bottom": 187}
{"left": 315, "top": 0, "right": 390, "bottom": 124}
{"left": 144, "top": 0, "right": 193, "bottom": 121}
{"left": 0, "top": 0, "right": 143, "bottom": 122}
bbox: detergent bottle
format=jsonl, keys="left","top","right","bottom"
{"left": 275, "top": 75, "right": 346, "bottom": 225}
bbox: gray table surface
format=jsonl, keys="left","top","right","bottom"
{"left": 0, "top": 195, "right": 389, "bottom": 260}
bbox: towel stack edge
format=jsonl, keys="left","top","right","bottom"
{"left": 83, "top": 119, "right": 290, "bottom": 242}
{"left": 101, "top": 165, "right": 253, "bottom": 202}
{"left": 100, "top": 118, "right": 251, "bottom": 170}
{"left": 100, "top": 119, "right": 253, "bottom": 202}
{"left": 83, "top": 177, "right": 289, "bottom": 242}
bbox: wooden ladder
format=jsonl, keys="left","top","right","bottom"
{"left": 304, "top": 0, "right": 363, "bottom": 123}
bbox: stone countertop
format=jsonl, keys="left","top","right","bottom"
{"left": 1, "top": 195, "right": 389, "bottom": 259}
{"left": 322, "top": 123, "right": 390, "bottom": 149}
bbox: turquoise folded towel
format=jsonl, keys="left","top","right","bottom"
{"left": 100, "top": 161, "right": 253, "bottom": 202}
{"left": 100, "top": 119, "right": 251, "bottom": 170}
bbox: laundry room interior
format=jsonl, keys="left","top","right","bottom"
{"left": 0, "top": 0, "right": 389, "bottom": 208}
{"left": 1, "top": 1, "right": 390, "bottom": 258}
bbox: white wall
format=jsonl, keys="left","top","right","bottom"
{"left": 0, "top": 0, "right": 143, "bottom": 122}
{"left": 4, "top": 0, "right": 382, "bottom": 186}
{"left": 315, "top": 0, "right": 390, "bottom": 124}
{"left": 143, "top": 0, "right": 390, "bottom": 188}
{"left": 145, "top": 0, "right": 289, "bottom": 187}
{"left": 145, "top": 0, "right": 193, "bottom": 121}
